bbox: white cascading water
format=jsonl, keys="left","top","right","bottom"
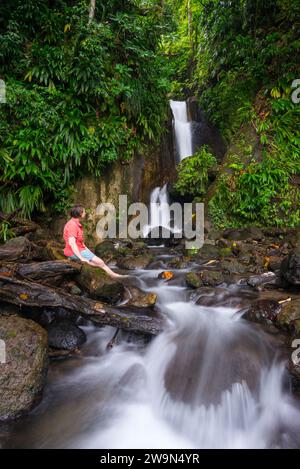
{"left": 170, "top": 99, "right": 193, "bottom": 161}
{"left": 6, "top": 263, "right": 300, "bottom": 449}
{"left": 143, "top": 100, "right": 193, "bottom": 238}
{"left": 142, "top": 184, "right": 171, "bottom": 237}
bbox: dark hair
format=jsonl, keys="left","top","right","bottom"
{"left": 70, "top": 205, "right": 85, "bottom": 218}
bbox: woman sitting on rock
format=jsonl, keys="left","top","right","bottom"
{"left": 63, "top": 204, "right": 124, "bottom": 279}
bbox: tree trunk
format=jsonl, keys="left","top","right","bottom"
{"left": 0, "top": 276, "right": 164, "bottom": 336}
{"left": 88, "top": 0, "right": 96, "bottom": 24}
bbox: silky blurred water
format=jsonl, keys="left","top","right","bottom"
{"left": 2, "top": 256, "right": 300, "bottom": 449}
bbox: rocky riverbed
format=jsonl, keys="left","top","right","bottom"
{"left": 0, "top": 224, "right": 300, "bottom": 426}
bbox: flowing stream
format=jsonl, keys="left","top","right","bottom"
{"left": 2, "top": 251, "right": 300, "bottom": 449}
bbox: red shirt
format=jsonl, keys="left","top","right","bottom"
{"left": 63, "top": 218, "right": 86, "bottom": 256}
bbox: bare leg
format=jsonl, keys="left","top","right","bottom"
{"left": 88, "top": 255, "right": 125, "bottom": 279}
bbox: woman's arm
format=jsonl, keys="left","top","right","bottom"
{"left": 69, "top": 237, "right": 89, "bottom": 263}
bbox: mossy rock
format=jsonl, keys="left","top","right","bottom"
{"left": 76, "top": 264, "right": 124, "bottom": 304}
{"left": 186, "top": 270, "right": 225, "bottom": 288}
{"left": 0, "top": 314, "right": 48, "bottom": 421}
{"left": 46, "top": 241, "right": 65, "bottom": 261}
{"left": 277, "top": 299, "right": 300, "bottom": 334}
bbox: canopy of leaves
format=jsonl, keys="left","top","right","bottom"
{"left": 0, "top": 0, "right": 172, "bottom": 217}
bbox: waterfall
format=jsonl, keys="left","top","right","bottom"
{"left": 170, "top": 99, "right": 193, "bottom": 161}
{"left": 143, "top": 100, "right": 193, "bottom": 238}
{"left": 142, "top": 184, "right": 171, "bottom": 237}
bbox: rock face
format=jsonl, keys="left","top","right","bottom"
{"left": 0, "top": 313, "right": 48, "bottom": 421}
{"left": 280, "top": 249, "right": 300, "bottom": 286}
{"left": 76, "top": 264, "right": 124, "bottom": 304}
{"left": 48, "top": 319, "right": 86, "bottom": 351}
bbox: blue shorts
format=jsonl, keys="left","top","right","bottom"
{"left": 68, "top": 248, "right": 95, "bottom": 262}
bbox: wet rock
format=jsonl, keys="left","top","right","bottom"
{"left": 0, "top": 313, "right": 48, "bottom": 421}
{"left": 123, "top": 286, "right": 157, "bottom": 308}
{"left": 76, "top": 264, "right": 124, "bottom": 304}
{"left": 276, "top": 299, "right": 300, "bottom": 334}
{"left": 22, "top": 306, "right": 81, "bottom": 329}
{"left": 241, "top": 299, "right": 282, "bottom": 326}
{"left": 186, "top": 270, "right": 225, "bottom": 288}
{"left": 47, "top": 319, "right": 86, "bottom": 351}
{"left": 117, "top": 254, "right": 154, "bottom": 270}
{"left": 280, "top": 249, "right": 300, "bottom": 286}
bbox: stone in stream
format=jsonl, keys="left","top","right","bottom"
{"left": 122, "top": 286, "right": 157, "bottom": 308}
{"left": 76, "top": 264, "right": 124, "bottom": 304}
{"left": 280, "top": 249, "right": 300, "bottom": 286}
{"left": 185, "top": 270, "right": 225, "bottom": 288}
{"left": 47, "top": 319, "right": 86, "bottom": 351}
{"left": 0, "top": 311, "right": 48, "bottom": 421}
{"left": 241, "top": 299, "right": 282, "bottom": 326}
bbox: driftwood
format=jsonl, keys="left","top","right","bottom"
{"left": 0, "top": 275, "right": 163, "bottom": 336}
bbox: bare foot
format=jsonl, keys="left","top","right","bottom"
{"left": 110, "top": 273, "right": 129, "bottom": 279}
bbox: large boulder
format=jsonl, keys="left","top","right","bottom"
{"left": 0, "top": 313, "right": 48, "bottom": 421}
{"left": 47, "top": 319, "right": 86, "bottom": 351}
{"left": 280, "top": 249, "right": 300, "bottom": 286}
{"left": 76, "top": 264, "right": 124, "bottom": 304}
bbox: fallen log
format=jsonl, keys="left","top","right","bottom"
{"left": 0, "top": 276, "right": 163, "bottom": 336}
{"left": 4, "top": 260, "right": 81, "bottom": 280}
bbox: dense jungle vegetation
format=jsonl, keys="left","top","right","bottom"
{"left": 0, "top": 0, "right": 299, "bottom": 229}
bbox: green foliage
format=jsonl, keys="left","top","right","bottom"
{"left": 0, "top": 0, "right": 171, "bottom": 218}
{"left": 0, "top": 221, "right": 14, "bottom": 243}
{"left": 162, "top": 0, "right": 300, "bottom": 228}
{"left": 174, "top": 145, "right": 217, "bottom": 198}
